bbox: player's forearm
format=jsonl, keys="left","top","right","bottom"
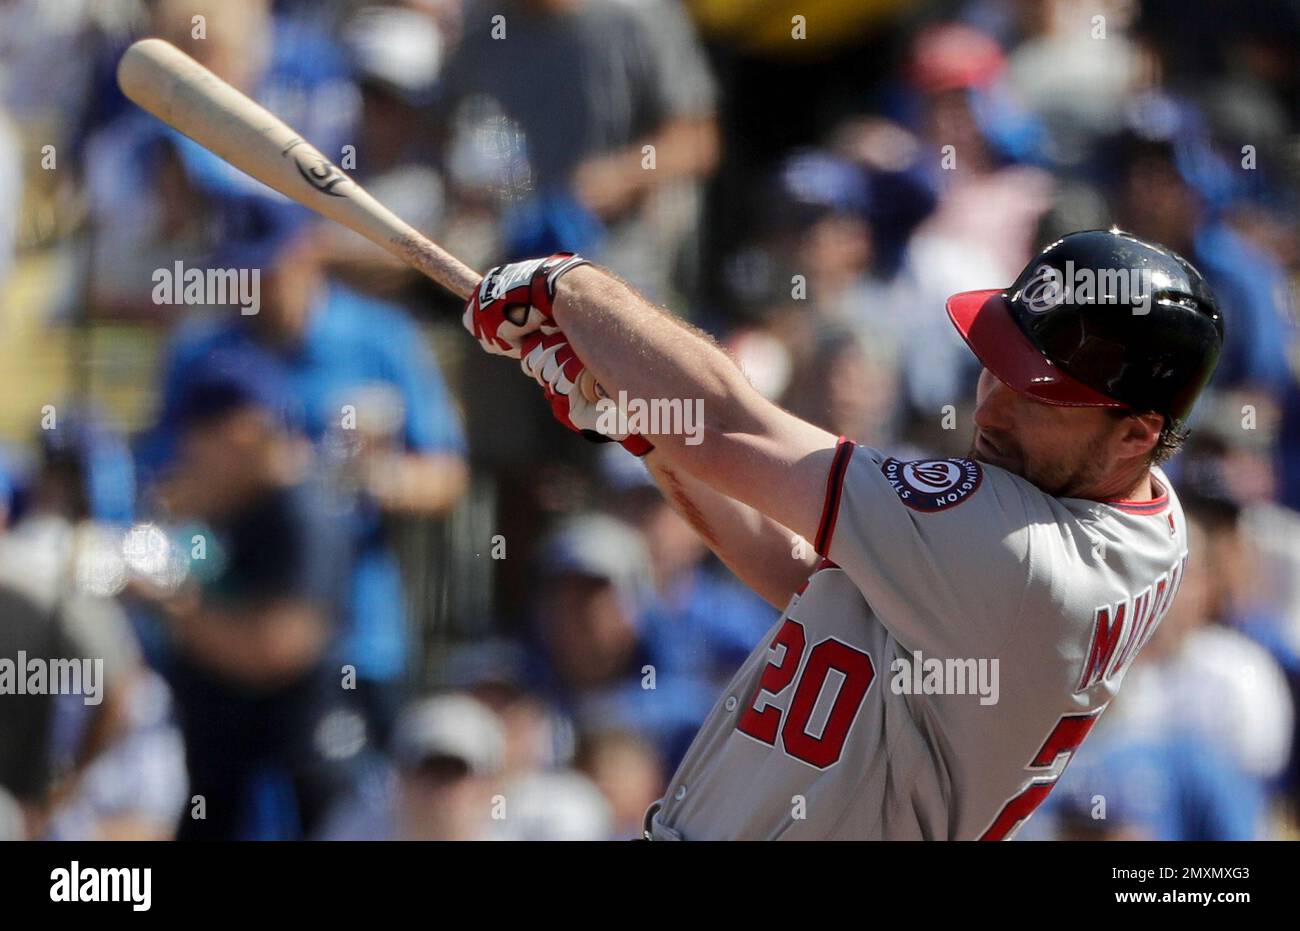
{"left": 552, "top": 266, "right": 765, "bottom": 452}
{"left": 646, "top": 450, "right": 817, "bottom": 611}
{"left": 546, "top": 261, "right": 780, "bottom": 473}
{"left": 551, "top": 264, "right": 836, "bottom": 540}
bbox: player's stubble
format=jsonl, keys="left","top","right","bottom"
{"left": 968, "top": 417, "right": 1115, "bottom": 500}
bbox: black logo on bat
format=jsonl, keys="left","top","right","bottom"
{"left": 282, "top": 138, "right": 347, "bottom": 196}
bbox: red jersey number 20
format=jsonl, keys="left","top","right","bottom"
{"left": 736, "top": 618, "right": 876, "bottom": 769}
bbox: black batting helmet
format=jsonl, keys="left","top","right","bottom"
{"left": 946, "top": 229, "right": 1224, "bottom": 426}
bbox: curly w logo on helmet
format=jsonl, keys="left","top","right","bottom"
{"left": 1020, "top": 261, "right": 1155, "bottom": 315}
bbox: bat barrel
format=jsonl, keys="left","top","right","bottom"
{"left": 116, "top": 38, "right": 480, "bottom": 299}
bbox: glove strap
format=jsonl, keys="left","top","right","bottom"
{"left": 540, "top": 253, "right": 590, "bottom": 297}
{"left": 621, "top": 434, "right": 654, "bottom": 457}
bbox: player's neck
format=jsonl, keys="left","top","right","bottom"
{"left": 1085, "top": 468, "right": 1154, "bottom": 504}
{"left": 1117, "top": 471, "right": 1155, "bottom": 503}
{"left": 1062, "top": 450, "right": 1156, "bottom": 502}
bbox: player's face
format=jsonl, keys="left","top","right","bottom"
{"left": 969, "top": 369, "right": 1124, "bottom": 497}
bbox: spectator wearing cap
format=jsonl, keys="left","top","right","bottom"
{"left": 724, "top": 151, "right": 883, "bottom": 328}
{"left": 720, "top": 151, "right": 913, "bottom": 460}
{"left": 144, "top": 344, "right": 362, "bottom": 840}
{"left": 319, "top": 693, "right": 506, "bottom": 841}
{"left": 313, "top": 5, "right": 449, "bottom": 293}
{"left": 441, "top": 639, "right": 579, "bottom": 773}
{"left": 758, "top": 151, "right": 875, "bottom": 297}
{"left": 434, "top": 641, "right": 618, "bottom": 839}
{"left": 149, "top": 195, "right": 468, "bottom": 747}
{"left": 896, "top": 22, "right": 1052, "bottom": 262}
{"left": 527, "top": 513, "right": 726, "bottom": 766}
{"left": 531, "top": 513, "right": 653, "bottom": 689}
{"left": 871, "top": 23, "right": 1054, "bottom": 422}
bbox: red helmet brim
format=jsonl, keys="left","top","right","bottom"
{"left": 945, "top": 289, "right": 1125, "bottom": 408}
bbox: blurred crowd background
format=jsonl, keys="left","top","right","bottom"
{"left": 0, "top": 0, "right": 1298, "bottom": 841}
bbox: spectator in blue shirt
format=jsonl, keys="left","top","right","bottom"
{"left": 525, "top": 513, "right": 721, "bottom": 767}
{"left": 148, "top": 196, "right": 468, "bottom": 745}
{"left": 148, "top": 345, "right": 360, "bottom": 840}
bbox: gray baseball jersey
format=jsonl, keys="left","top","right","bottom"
{"left": 648, "top": 439, "right": 1187, "bottom": 840}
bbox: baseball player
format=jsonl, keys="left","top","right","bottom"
{"left": 462, "top": 229, "right": 1224, "bottom": 840}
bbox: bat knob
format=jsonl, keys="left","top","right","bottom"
{"left": 578, "top": 370, "right": 605, "bottom": 404}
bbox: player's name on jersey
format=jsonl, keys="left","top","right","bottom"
{"left": 889, "top": 650, "right": 999, "bottom": 705}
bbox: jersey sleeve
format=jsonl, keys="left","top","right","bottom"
{"left": 814, "top": 439, "right": 1044, "bottom": 657}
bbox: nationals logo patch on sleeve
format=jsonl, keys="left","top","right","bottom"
{"left": 882, "top": 458, "right": 983, "bottom": 512}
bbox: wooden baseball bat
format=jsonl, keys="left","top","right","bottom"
{"left": 117, "top": 38, "right": 479, "bottom": 299}
{"left": 117, "top": 38, "right": 603, "bottom": 400}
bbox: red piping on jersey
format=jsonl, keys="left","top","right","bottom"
{"left": 1101, "top": 474, "right": 1169, "bottom": 515}
{"left": 794, "top": 556, "right": 839, "bottom": 597}
{"left": 815, "top": 437, "right": 855, "bottom": 556}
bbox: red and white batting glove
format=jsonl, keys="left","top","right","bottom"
{"left": 520, "top": 331, "right": 653, "bottom": 457}
{"left": 462, "top": 253, "right": 589, "bottom": 358}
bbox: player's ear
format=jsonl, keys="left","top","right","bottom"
{"left": 1113, "top": 411, "right": 1162, "bottom": 462}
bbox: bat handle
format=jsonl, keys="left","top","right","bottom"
{"left": 393, "top": 230, "right": 609, "bottom": 402}
{"left": 389, "top": 230, "right": 481, "bottom": 301}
